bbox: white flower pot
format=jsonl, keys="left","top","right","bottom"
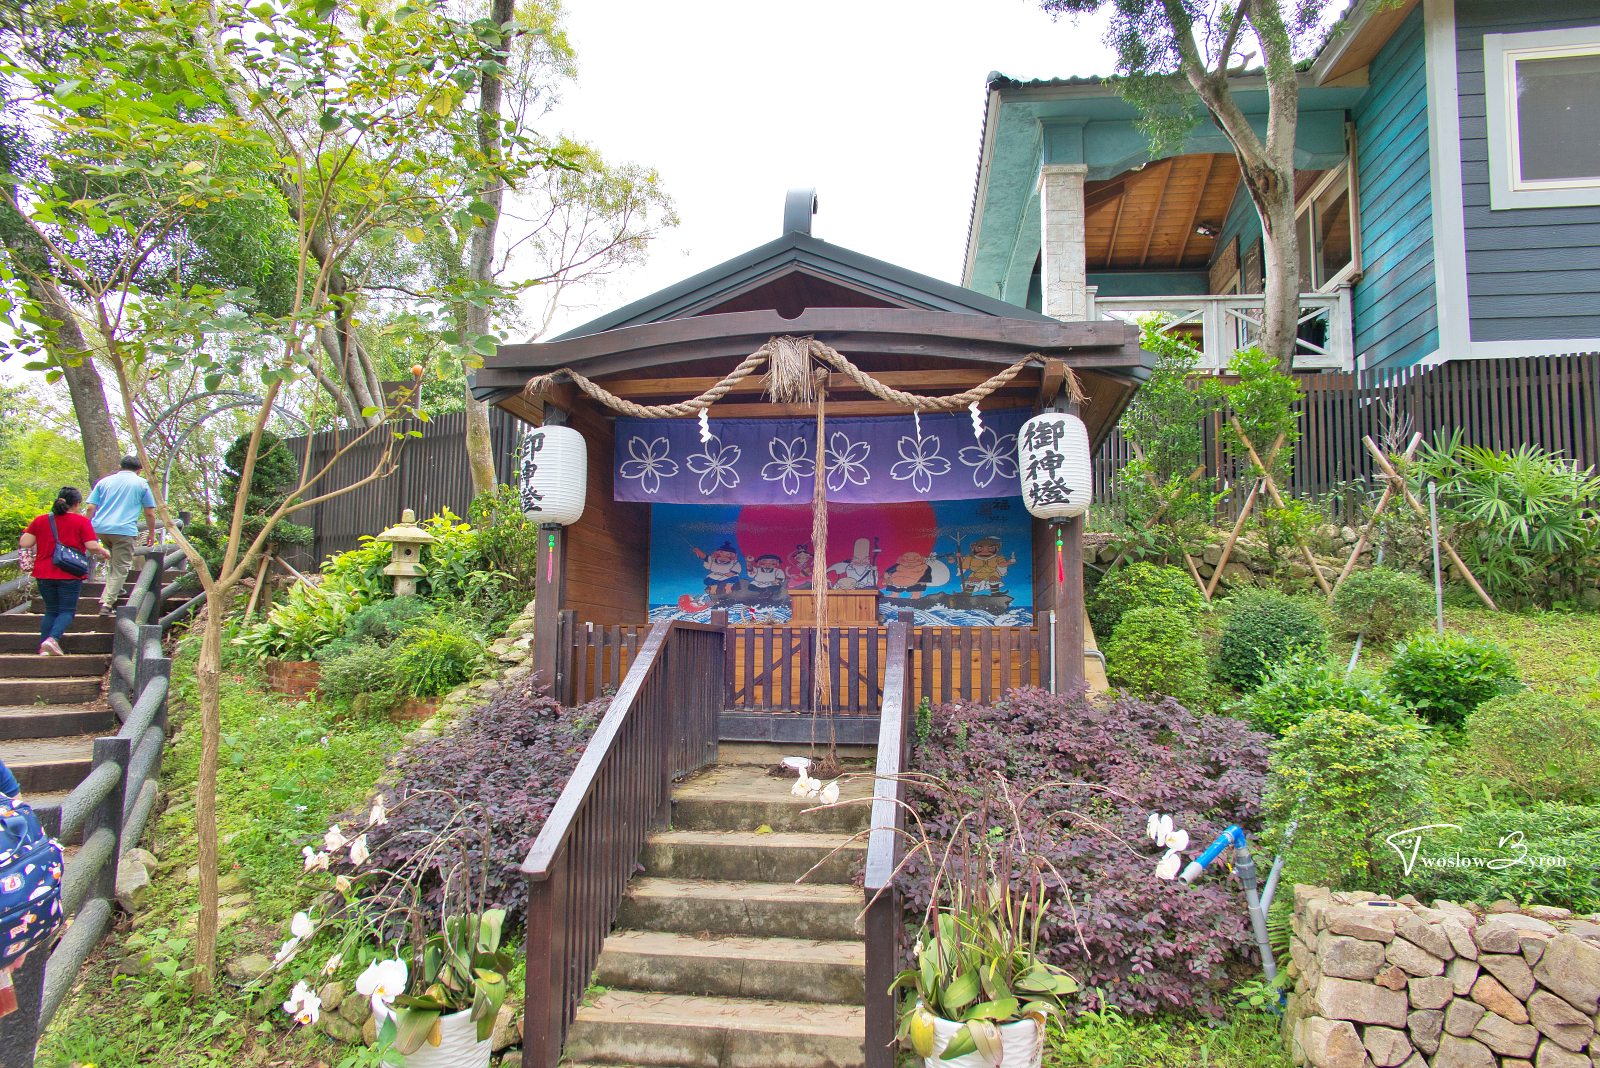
{"left": 925, "top": 1014, "right": 1043, "bottom": 1068}
{"left": 390, "top": 1008, "right": 493, "bottom": 1068}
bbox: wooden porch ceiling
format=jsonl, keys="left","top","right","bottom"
{"left": 1086, "top": 153, "right": 1241, "bottom": 270}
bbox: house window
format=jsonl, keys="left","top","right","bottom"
{"left": 1485, "top": 28, "right": 1600, "bottom": 210}
{"left": 1296, "top": 162, "right": 1358, "bottom": 290}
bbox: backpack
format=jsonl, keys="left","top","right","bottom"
{"left": 0, "top": 801, "right": 64, "bottom": 971}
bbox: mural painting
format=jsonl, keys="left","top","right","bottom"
{"left": 647, "top": 498, "right": 1032, "bottom": 626}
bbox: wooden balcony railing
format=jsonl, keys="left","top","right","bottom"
{"left": 519, "top": 620, "right": 726, "bottom": 1068}
{"left": 1093, "top": 286, "right": 1354, "bottom": 372}
{"left": 863, "top": 620, "right": 913, "bottom": 1068}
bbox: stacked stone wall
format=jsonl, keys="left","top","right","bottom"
{"left": 1286, "top": 887, "right": 1600, "bottom": 1068}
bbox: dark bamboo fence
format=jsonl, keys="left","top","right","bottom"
{"left": 276, "top": 407, "right": 521, "bottom": 569}
{"left": 1094, "top": 353, "right": 1600, "bottom": 517}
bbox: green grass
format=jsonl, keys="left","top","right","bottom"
{"left": 1047, "top": 1001, "right": 1291, "bottom": 1068}
{"left": 37, "top": 640, "right": 407, "bottom": 1068}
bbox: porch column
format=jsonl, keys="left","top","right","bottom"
{"left": 532, "top": 523, "right": 568, "bottom": 698}
{"left": 1039, "top": 163, "right": 1090, "bottom": 321}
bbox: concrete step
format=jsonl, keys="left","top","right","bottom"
{"left": 0, "top": 653, "right": 110, "bottom": 679}
{"left": 715, "top": 742, "right": 877, "bottom": 766}
{"left": 643, "top": 830, "right": 864, "bottom": 885}
{"left": 0, "top": 736, "right": 95, "bottom": 793}
{"left": 671, "top": 765, "right": 874, "bottom": 836}
{"left": 564, "top": 990, "right": 864, "bottom": 1068}
{"left": 0, "top": 705, "right": 114, "bottom": 740}
{"left": 595, "top": 931, "right": 864, "bottom": 1004}
{"left": 0, "top": 676, "right": 103, "bottom": 705}
{"left": 0, "top": 615, "right": 115, "bottom": 634}
{"left": 616, "top": 878, "right": 863, "bottom": 942}
{"left": 0, "top": 631, "right": 113, "bottom": 655}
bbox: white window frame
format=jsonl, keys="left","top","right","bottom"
{"left": 1484, "top": 27, "right": 1600, "bottom": 210}
{"left": 1295, "top": 161, "right": 1361, "bottom": 291}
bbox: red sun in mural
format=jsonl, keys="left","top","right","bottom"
{"left": 734, "top": 503, "right": 938, "bottom": 584}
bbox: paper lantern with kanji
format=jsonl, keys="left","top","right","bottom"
{"left": 518, "top": 425, "right": 587, "bottom": 526}
{"left": 1016, "top": 412, "right": 1092, "bottom": 519}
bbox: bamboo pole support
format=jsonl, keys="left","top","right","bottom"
{"left": 1104, "top": 452, "right": 1209, "bottom": 584}
{"left": 1362, "top": 438, "right": 1498, "bottom": 610}
{"left": 1331, "top": 433, "right": 1422, "bottom": 595}
{"left": 1231, "top": 418, "right": 1331, "bottom": 595}
{"left": 1206, "top": 479, "right": 1261, "bottom": 599}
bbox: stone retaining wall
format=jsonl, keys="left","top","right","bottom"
{"left": 1286, "top": 887, "right": 1600, "bottom": 1068}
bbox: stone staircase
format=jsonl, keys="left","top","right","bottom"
{"left": 0, "top": 580, "right": 123, "bottom": 835}
{"left": 562, "top": 747, "right": 875, "bottom": 1068}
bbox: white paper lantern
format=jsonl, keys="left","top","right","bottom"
{"left": 518, "top": 425, "right": 587, "bottom": 526}
{"left": 1016, "top": 412, "right": 1092, "bottom": 520}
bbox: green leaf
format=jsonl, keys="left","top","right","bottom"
{"left": 943, "top": 969, "right": 980, "bottom": 1011}
{"left": 389, "top": 1006, "right": 438, "bottom": 1055}
{"left": 361, "top": 406, "right": 378, "bottom": 418}
{"left": 962, "top": 997, "right": 1019, "bottom": 1021}
{"left": 939, "top": 1025, "right": 978, "bottom": 1060}
{"left": 318, "top": 110, "right": 342, "bottom": 131}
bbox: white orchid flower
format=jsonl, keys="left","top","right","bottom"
{"left": 1163, "top": 828, "right": 1190, "bottom": 853}
{"left": 1148, "top": 813, "right": 1174, "bottom": 845}
{"left": 348, "top": 834, "right": 370, "bottom": 867}
{"left": 367, "top": 795, "right": 389, "bottom": 828}
{"left": 290, "top": 911, "right": 313, "bottom": 940}
{"left": 302, "top": 846, "right": 330, "bottom": 872}
{"left": 273, "top": 937, "right": 301, "bottom": 967}
{"left": 791, "top": 774, "right": 821, "bottom": 798}
{"left": 356, "top": 958, "right": 408, "bottom": 1022}
{"left": 1154, "top": 850, "right": 1183, "bottom": 881}
{"left": 819, "top": 780, "right": 840, "bottom": 805}
{"left": 283, "top": 981, "right": 321, "bottom": 1026}
{"left": 322, "top": 952, "right": 343, "bottom": 976}
{"left": 323, "top": 825, "right": 349, "bottom": 853}
{"left": 334, "top": 874, "right": 353, "bottom": 894}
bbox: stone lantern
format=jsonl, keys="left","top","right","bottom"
{"left": 377, "top": 508, "right": 435, "bottom": 597}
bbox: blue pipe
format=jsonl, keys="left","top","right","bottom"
{"left": 1181, "top": 824, "right": 1245, "bottom": 884}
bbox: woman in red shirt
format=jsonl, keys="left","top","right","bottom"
{"left": 17, "top": 487, "right": 110, "bottom": 656}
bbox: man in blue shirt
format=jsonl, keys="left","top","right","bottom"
{"left": 84, "top": 455, "right": 158, "bottom": 617}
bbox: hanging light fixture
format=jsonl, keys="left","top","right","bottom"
{"left": 1016, "top": 411, "right": 1092, "bottom": 520}
{"left": 518, "top": 424, "right": 587, "bottom": 527}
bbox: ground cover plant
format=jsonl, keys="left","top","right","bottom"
{"left": 1233, "top": 652, "right": 1412, "bottom": 737}
{"left": 1047, "top": 1000, "right": 1292, "bottom": 1067}
{"left": 909, "top": 687, "right": 1271, "bottom": 1017}
{"left": 1465, "top": 691, "right": 1600, "bottom": 803}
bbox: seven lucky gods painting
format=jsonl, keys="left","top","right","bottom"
{"left": 647, "top": 498, "right": 1033, "bottom": 626}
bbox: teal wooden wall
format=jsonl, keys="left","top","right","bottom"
{"left": 1353, "top": 5, "right": 1438, "bottom": 367}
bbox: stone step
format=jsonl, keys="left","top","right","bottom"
{"left": 0, "top": 676, "right": 103, "bottom": 705}
{"left": 617, "top": 878, "right": 863, "bottom": 942}
{"left": 0, "top": 653, "right": 111, "bottom": 679}
{"left": 671, "top": 765, "right": 874, "bottom": 836}
{"left": 0, "top": 615, "right": 116, "bottom": 633}
{"left": 0, "top": 631, "right": 113, "bottom": 655}
{"left": 642, "top": 829, "right": 864, "bottom": 885}
{"left": 28, "top": 596, "right": 181, "bottom": 614}
{"left": 715, "top": 742, "right": 877, "bottom": 766}
{"left": 0, "top": 705, "right": 115, "bottom": 740}
{"left": 0, "top": 736, "right": 95, "bottom": 793}
{"left": 564, "top": 990, "right": 864, "bottom": 1068}
{"left": 595, "top": 931, "right": 865, "bottom": 1005}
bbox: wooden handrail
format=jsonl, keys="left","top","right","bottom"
{"left": 863, "top": 620, "right": 913, "bottom": 1068}
{"left": 520, "top": 618, "right": 726, "bottom": 1068}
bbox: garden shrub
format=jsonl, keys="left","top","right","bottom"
{"left": 468, "top": 485, "right": 542, "bottom": 590}
{"left": 1102, "top": 606, "right": 1210, "bottom": 710}
{"left": 1466, "top": 691, "right": 1600, "bottom": 803}
{"left": 1214, "top": 589, "right": 1328, "bottom": 690}
{"left": 361, "top": 679, "right": 602, "bottom": 924}
{"left": 1384, "top": 630, "right": 1519, "bottom": 725}
{"left": 343, "top": 597, "right": 436, "bottom": 646}
{"left": 391, "top": 615, "right": 486, "bottom": 697}
{"left": 910, "top": 686, "right": 1271, "bottom": 1016}
{"left": 1328, "top": 566, "right": 1432, "bottom": 645}
{"left": 1264, "top": 708, "right": 1430, "bottom": 890}
{"left": 1395, "top": 802, "right": 1600, "bottom": 913}
{"left": 316, "top": 641, "right": 403, "bottom": 713}
{"left": 1088, "top": 562, "right": 1204, "bottom": 639}
{"left": 233, "top": 579, "right": 364, "bottom": 661}
{"left": 1233, "top": 652, "right": 1414, "bottom": 737}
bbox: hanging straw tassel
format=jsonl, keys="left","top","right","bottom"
{"left": 763, "top": 335, "right": 816, "bottom": 404}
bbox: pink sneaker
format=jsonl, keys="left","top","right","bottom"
{"left": 41, "top": 638, "right": 64, "bottom": 656}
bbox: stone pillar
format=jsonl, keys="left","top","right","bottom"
{"left": 1039, "top": 163, "right": 1090, "bottom": 321}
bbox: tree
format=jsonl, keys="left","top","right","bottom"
{"left": 0, "top": 0, "right": 562, "bottom": 991}
{"left": 1042, "top": 0, "right": 1337, "bottom": 371}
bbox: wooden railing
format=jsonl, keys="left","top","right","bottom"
{"left": 0, "top": 543, "right": 192, "bottom": 1063}
{"left": 1093, "top": 287, "right": 1354, "bottom": 371}
{"left": 520, "top": 620, "right": 726, "bottom": 1068}
{"left": 863, "top": 621, "right": 914, "bottom": 1068}
{"left": 561, "top": 618, "right": 1047, "bottom": 712}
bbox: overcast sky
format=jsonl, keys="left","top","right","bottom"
{"left": 534, "top": 0, "right": 1117, "bottom": 338}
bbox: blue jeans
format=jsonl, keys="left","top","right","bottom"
{"left": 37, "top": 578, "right": 83, "bottom": 642}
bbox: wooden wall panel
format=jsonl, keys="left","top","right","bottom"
{"left": 558, "top": 403, "right": 649, "bottom": 626}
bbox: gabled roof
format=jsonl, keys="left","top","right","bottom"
{"left": 547, "top": 230, "right": 1060, "bottom": 343}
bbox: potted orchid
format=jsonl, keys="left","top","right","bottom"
{"left": 275, "top": 792, "right": 514, "bottom": 1067}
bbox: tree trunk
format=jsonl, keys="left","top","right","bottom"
{"left": 191, "top": 604, "right": 224, "bottom": 993}
{"left": 460, "top": 0, "right": 515, "bottom": 498}
{"left": 1245, "top": 167, "right": 1301, "bottom": 371}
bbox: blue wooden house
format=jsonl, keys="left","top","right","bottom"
{"left": 965, "top": 0, "right": 1600, "bottom": 370}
